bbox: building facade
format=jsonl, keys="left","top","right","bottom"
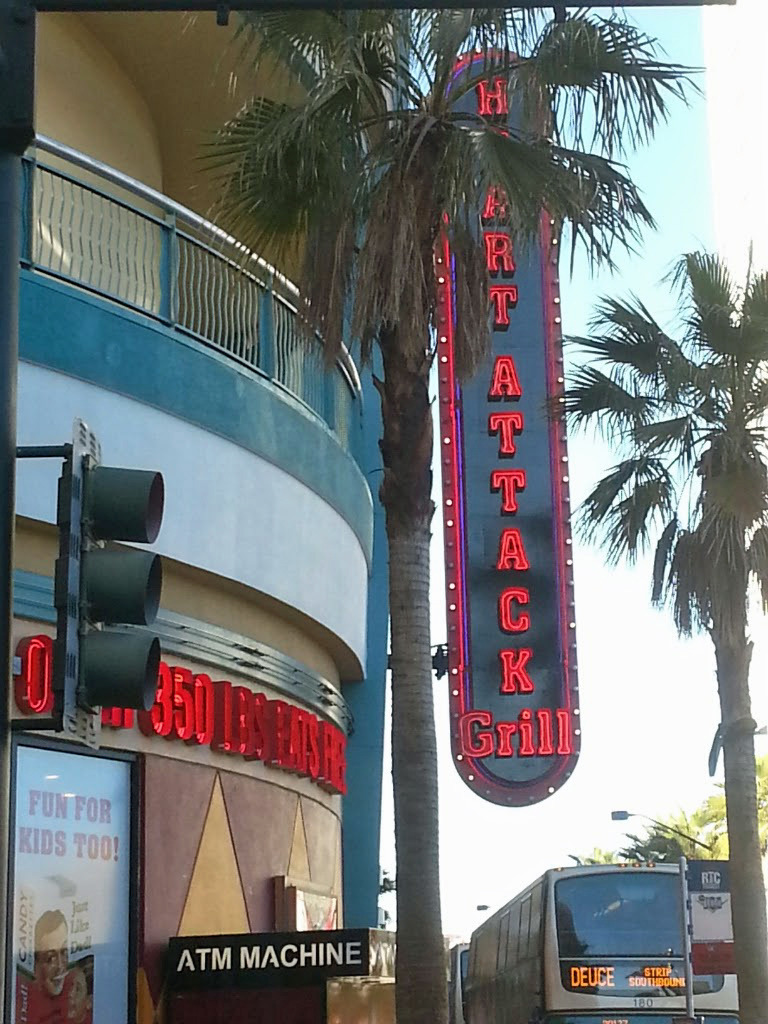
{"left": 9, "top": 12, "right": 387, "bottom": 1023}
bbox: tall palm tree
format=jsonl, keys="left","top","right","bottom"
{"left": 205, "top": 13, "right": 692, "bottom": 1024}
{"left": 566, "top": 252, "right": 768, "bottom": 1023}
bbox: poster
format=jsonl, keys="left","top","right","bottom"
{"left": 11, "top": 744, "right": 132, "bottom": 1024}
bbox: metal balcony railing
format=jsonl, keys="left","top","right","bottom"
{"left": 21, "top": 137, "right": 361, "bottom": 453}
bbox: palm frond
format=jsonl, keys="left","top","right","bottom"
{"left": 634, "top": 416, "right": 697, "bottom": 460}
{"left": 651, "top": 515, "right": 679, "bottom": 605}
{"left": 517, "top": 13, "right": 694, "bottom": 158}
{"left": 747, "top": 524, "right": 768, "bottom": 615}
{"left": 698, "top": 436, "right": 768, "bottom": 534}
{"left": 667, "top": 529, "right": 711, "bottom": 635}
{"left": 743, "top": 270, "right": 768, "bottom": 326}
{"left": 671, "top": 252, "right": 740, "bottom": 360}
{"left": 565, "top": 365, "right": 653, "bottom": 439}
{"left": 577, "top": 456, "right": 675, "bottom": 564}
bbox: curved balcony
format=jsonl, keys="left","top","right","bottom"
{"left": 21, "top": 136, "right": 361, "bottom": 453}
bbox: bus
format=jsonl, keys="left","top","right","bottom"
{"left": 464, "top": 864, "right": 738, "bottom": 1024}
{"left": 449, "top": 942, "right": 469, "bottom": 1024}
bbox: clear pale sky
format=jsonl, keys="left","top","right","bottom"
{"left": 378, "top": 2, "right": 768, "bottom": 942}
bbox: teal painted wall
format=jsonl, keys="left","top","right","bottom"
{"left": 342, "top": 361, "right": 389, "bottom": 927}
{"left": 20, "top": 271, "right": 372, "bottom": 565}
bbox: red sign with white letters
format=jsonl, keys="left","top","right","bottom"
{"left": 13, "top": 634, "right": 347, "bottom": 795}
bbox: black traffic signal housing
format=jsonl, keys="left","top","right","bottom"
{"left": 0, "top": 0, "right": 35, "bottom": 154}
{"left": 53, "top": 424, "right": 164, "bottom": 745}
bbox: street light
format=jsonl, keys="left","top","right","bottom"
{"left": 610, "top": 810, "right": 713, "bottom": 853}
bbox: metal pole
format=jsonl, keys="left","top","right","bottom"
{"left": 0, "top": 147, "right": 21, "bottom": 1023}
{"left": 631, "top": 811, "right": 713, "bottom": 853}
{"left": 678, "top": 855, "right": 697, "bottom": 1021}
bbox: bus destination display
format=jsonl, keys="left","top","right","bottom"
{"left": 547, "top": 1016, "right": 738, "bottom": 1024}
{"left": 561, "top": 960, "right": 688, "bottom": 997}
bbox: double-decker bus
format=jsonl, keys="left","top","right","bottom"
{"left": 463, "top": 864, "right": 738, "bottom": 1024}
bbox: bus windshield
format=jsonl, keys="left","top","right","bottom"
{"left": 555, "top": 872, "right": 682, "bottom": 958}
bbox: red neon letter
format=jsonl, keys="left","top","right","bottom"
{"left": 490, "top": 285, "right": 518, "bottom": 326}
{"left": 496, "top": 528, "right": 530, "bottom": 571}
{"left": 459, "top": 711, "right": 494, "bottom": 757}
{"left": 210, "top": 679, "right": 234, "bottom": 752}
{"left": 318, "top": 723, "right": 347, "bottom": 794}
{"left": 191, "top": 673, "right": 215, "bottom": 746}
{"left": 171, "top": 667, "right": 196, "bottom": 742}
{"left": 476, "top": 77, "right": 508, "bottom": 116}
{"left": 14, "top": 635, "right": 53, "bottom": 715}
{"left": 484, "top": 232, "right": 515, "bottom": 274}
{"left": 499, "top": 588, "right": 530, "bottom": 633}
{"left": 138, "top": 662, "right": 174, "bottom": 738}
{"left": 232, "top": 685, "right": 256, "bottom": 756}
{"left": 537, "top": 709, "right": 554, "bottom": 755}
{"left": 495, "top": 721, "right": 517, "bottom": 757}
{"left": 244, "top": 691, "right": 267, "bottom": 761}
{"left": 307, "top": 715, "right": 320, "bottom": 779}
{"left": 491, "top": 469, "right": 526, "bottom": 513}
{"left": 488, "top": 355, "right": 522, "bottom": 399}
{"left": 518, "top": 709, "right": 535, "bottom": 756}
{"left": 499, "top": 648, "right": 534, "bottom": 693}
{"left": 266, "top": 700, "right": 294, "bottom": 768}
{"left": 489, "top": 411, "right": 524, "bottom": 456}
{"left": 556, "top": 709, "right": 574, "bottom": 755}
{"left": 482, "top": 187, "right": 508, "bottom": 222}
{"left": 102, "top": 707, "right": 133, "bottom": 729}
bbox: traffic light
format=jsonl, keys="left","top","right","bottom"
{"left": 0, "top": 0, "right": 35, "bottom": 154}
{"left": 53, "top": 420, "right": 164, "bottom": 745}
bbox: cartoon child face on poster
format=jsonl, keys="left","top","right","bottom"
{"left": 15, "top": 909, "right": 94, "bottom": 1024}
{"left": 11, "top": 746, "right": 130, "bottom": 1024}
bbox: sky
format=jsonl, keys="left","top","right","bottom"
{"left": 378, "top": 1, "right": 768, "bottom": 942}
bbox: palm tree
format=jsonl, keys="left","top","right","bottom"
{"left": 618, "top": 807, "right": 727, "bottom": 862}
{"left": 565, "top": 252, "right": 768, "bottom": 1023}
{"left": 700, "top": 753, "right": 768, "bottom": 856}
{"left": 205, "top": 13, "right": 692, "bottom": 1024}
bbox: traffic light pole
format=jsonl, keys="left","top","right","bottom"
{"left": 0, "top": 147, "right": 21, "bottom": 1024}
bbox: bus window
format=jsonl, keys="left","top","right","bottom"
{"left": 528, "top": 885, "right": 542, "bottom": 958}
{"left": 555, "top": 871, "right": 682, "bottom": 958}
{"left": 497, "top": 913, "right": 509, "bottom": 973}
{"left": 520, "top": 896, "right": 532, "bottom": 959}
{"left": 506, "top": 899, "right": 521, "bottom": 967}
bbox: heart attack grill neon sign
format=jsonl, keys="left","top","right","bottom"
{"left": 438, "top": 57, "right": 580, "bottom": 805}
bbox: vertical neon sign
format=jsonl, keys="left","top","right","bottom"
{"left": 438, "top": 55, "right": 580, "bottom": 805}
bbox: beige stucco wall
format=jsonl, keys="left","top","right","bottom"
{"left": 36, "top": 13, "right": 163, "bottom": 190}
{"left": 33, "top": 12, "right": 303, "bottom": 279}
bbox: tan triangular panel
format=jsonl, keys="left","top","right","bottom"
{"left": 301, "top": 797, "right": 339, "bottom": 889}
{"left": 287, "top": 799, "right": 311, "bottom": 881}
{"left": 136, "top": 967, "right": 155, "bottom": 1024}
{"left": 178, "top": 774, "right": 250, "bottom": 936}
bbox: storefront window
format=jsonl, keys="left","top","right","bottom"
{"left": 11, "top": 743, "right": 132, "bottom": 1024}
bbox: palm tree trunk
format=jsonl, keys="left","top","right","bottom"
{"left": 713, "top": 629, "right": 768, "bottom": 1024}
{"left": 377, "top": 329, "right": 447, "bottom": 1024}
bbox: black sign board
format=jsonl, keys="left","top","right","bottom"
{"left": 167, "top": 929, "right": 371, "bottom": 991}
{"left": 687, "top": 860, "right": 730, "bottom": 894}
{"left": 438, "top": 53, "right": 579, "bottom": 805}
